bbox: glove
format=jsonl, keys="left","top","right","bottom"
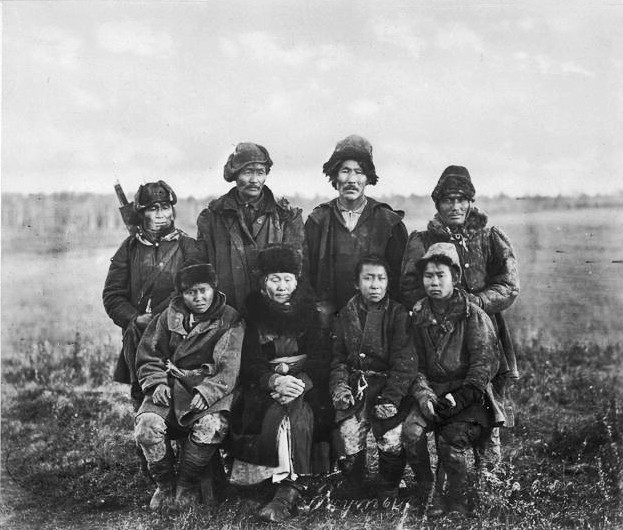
{"left": 152, "top": 384, "right": 171, "bottom": 406}
{"left": 331, "top": 382, "right": 355, "bottom": 410}
{"left": 373, "top": 398, "right": 398, "bottom": 420}
{"left": 434, "top": 385, "right": 483, "bottom": 420}
{"left": 417, "top": 395, "right": 437, "bottom": 421}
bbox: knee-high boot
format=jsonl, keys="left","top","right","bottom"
{"left": 258, "top": 480, "right": 302, "bottom": 522}
{"left": 377, "top": 450, "right": 406, "bottom": 499}
{"left": 146, "top": 445, "right": 175, "bottom": 511}
{"left": 336, "top": 450, "right": 366, "bottom": 497}
{"left": 175, "top": 440, "right": 218, "bottom": 509}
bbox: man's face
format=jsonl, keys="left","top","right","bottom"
{"left": 437, "top": 194, "right": 470, "bottom": 227}
{"left": 263, "top": 272, "right": 298, "bottom": 304}
{"left": 335, "top": 160, "right": 368, "bottom": 203}
{"left": 422, "top": 262, "right": 455, "bottom": 301}
{"left": 142, "top": 202, "right": 174, "bottom": 233}
{"left": 182, "top": 282, "right": 215, "bottom": 314}
{"left": 356, "top": 264, "right": 388, "bottom": 304}
{"left": 235, "top": 163, "right": 267, "bottom": 201}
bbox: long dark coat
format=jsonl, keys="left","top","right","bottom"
{"left": 330, "top": 294, "right": 417, "bottom": 435}
{"left": 196, "top": 187, "right": 304, "bottom": 311}
{"left": 136, "top": 293, "right": 244, "bottom": 429}
{"left": 400, "top": 207, "right": 519, "bottom": 382}
{"left": 409, "top": 290, "right": 506, "bottom": 428}
{"left": 230, "top": 288, "right": 325, "bottom": 472}
{"left": 303, "top": 197, "right": 408, "bottom": 313}
{"left": 102, "top": 229, "right": 198, "bottom": 384}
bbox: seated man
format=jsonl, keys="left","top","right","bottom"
{"left": 134, "top": 260, "right": 244, "bottom": 510}
{"left": 330, "top": 255, "right": 416, "bottom": 499}
{"left": 402, "top": 243, "right": 506, "bottom": 516}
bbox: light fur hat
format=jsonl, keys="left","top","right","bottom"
{"left": 415, "top": 242, "right": 462, "bottom": 282}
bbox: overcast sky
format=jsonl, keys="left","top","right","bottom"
{"left": 3, "top": 0, "right": 622, "bottom": 199}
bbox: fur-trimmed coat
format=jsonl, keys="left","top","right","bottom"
{"left": 196, "top": 187, "right": 304, "bottom": 311}
{"left": 410, "top": 290, "right": 506, "bottom": 428}
{"left": 400, "top": 207, "right": 519, "bottom": 380}
{"left": 303, "top": 197, "right": 408, "bottom": 313}
{"left": 230, "top": 287, "right": 326, "bottom": 472}
{"left": 136, "top": 293, "right": 244, "bottom": 429}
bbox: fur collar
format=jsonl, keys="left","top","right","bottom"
{"left": 427, "top": 206, "right": 488, "bottom": 237}
{"left": 243, "top": 286, "right": 315, "bottom": 336}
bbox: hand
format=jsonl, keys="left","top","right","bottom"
{"left": 135, "top": 313, "right": 153, "bottom": 330}
{"left": 331, "top": 383, "right": 355, "bottom": 410}
{"left": 152, "top": 384, "right": 171, "bottom": 406}
{"left": 271, "top": 375, "right": 305, "bottom": 399}
{"left": 434, "top": 385, "right": 482, "bottom": 419}
{"left": 373, "top": 400, "right": 398, "bottom": 420}
{"left": 190, "top": 392, "right": 208, "bottom": 412}
{"left": 270, "top": 391, "right": 296, "bottom": 405}
{"left": 418, "top": 397, "right": 437, "bottom": 421}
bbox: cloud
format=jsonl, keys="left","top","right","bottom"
{"left": 348, "top": 98, "right": 382, "bottom": 118}
{"left": 373, "top": 20, "right": 424, "bottom": 59}
{"left": 97, "top": 21, "right": 174, "bottom": 56}
{"left": 435, "top": 23, "right": 484, "bottom": 54}
{"left": 30, "top": 27, "right": 82, "bottom": 69}
{"left": 513, "top": 51, "right": 595, "bottom": 77}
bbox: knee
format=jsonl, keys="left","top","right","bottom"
{"left": 377, "top": 424, "right": 403, "bottom": 455}
{"left": 134, "top": 413, "right": 166, "bottom": 447}
{"left": 439, "top": 423, "right": 478, "bottom": 450}
{"left": 190, "top": 413, "right": 229, "bottom": 445}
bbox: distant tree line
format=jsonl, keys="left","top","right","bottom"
{"left": 2, "top": 191, "right": 622, "bottom": 254}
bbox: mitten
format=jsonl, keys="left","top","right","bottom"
{"left": 331, "top": 382, "right": 355, "bottom": 410}
{"left": 373, "top": 397, "right": 398, "bottom": 419}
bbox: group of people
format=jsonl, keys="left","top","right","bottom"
{"left": 102, "top": 134, "right": 520, "bottom": 521}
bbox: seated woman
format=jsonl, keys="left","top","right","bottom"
{"left": 402, "top": 243, "right": 507, "bottom": 516}
{"left": 134, "top": 260, "right": 244, "bottom": 511}
{"left": 230, "top": 245, "right": 317, "bottom": 522}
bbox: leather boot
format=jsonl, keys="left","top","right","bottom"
{"left": 175, "top": 440, "right": 217, "bottom": 510}
{"left": 258, "top": 481, "right": 301, "bottom": 522}
{"left": 377, "top": 450, "right": 406, "bottom": 500}
{"left": 336, "top": 450, "right": 366, "bottom": 497}
{"left": 146, "top": 447, "right": 175, "bottom": 511}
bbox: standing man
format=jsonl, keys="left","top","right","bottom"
{"left": 304, "top": 134, "right": 408, "bottom": 319}
{"left": 196, "top": 142, "right": 304, "bottom": 311}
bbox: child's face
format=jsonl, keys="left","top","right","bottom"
{"left": 263, "top": 272, "right": 298, "bottom": 304}
{"left": 356, "top": 264, "right": 388, "bottom": 303}
{"left": 182, "top": 282, "right": 214, "bottom": 314}
{"left": 422, "top": 262, "right": 455, "bottom": 301}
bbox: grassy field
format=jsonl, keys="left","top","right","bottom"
{"left": 2, "top": 206, "right": 622, "bottom": 529}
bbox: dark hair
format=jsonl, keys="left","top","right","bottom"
{"left": 417, "top": 256, "right": 461, "bottom": 284}
{"left": 354, "top": 254, "right": 390, "bottom": 283}
{"left": 329, "top": 158, "right": 377, "bottom": 189}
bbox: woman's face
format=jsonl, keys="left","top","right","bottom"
{"left": 263, "top": 272, "right": 298, "bottom": 304}
{"left": 142, "top": 201, "right": 174, "bottom": 233}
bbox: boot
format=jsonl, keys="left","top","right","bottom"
{"left": 146, "top": 447, "right": 175, "bottom": 511}
{"left": 175, "top": 440, "right": 217, "bottom": 510}
{"left": 258, "top": 481, "right": 301, "bottom": 522}
{"left": 377, "top": 450, "right": 406, "bottom": 501}
{"left": 336, "top": 451, "right": 367, "bottom": 498}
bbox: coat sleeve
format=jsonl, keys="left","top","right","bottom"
{"left": 102, "top": 238, "right": 140, "bottom": 329}
{"left": 381, "top": 304, "right": 418, "bottom": 406}
{"left": 196, "top": 207, "right": 216, "bottom": 264}
{"left": 476, "top": 226, "right": 520, "bottom": 314}
{"left": 399, "top": 231, "right": 428, "bottom": 310}
{"left": 302, "top": 216, "right": 321, "bottom": 298}
{"left": 463, "top": 306, "right": 500, "bottom": 392}
{"left": 281, "top": 206, "right": 305, "bottom": 253}
{"left": 328, "top": 312, "right": 350, "bottom": 395}
{"left": 240, "top": 325, "right": 275, "bottom": 392}
{"left": 194, "top": 321, "right": 245, "bottom": 408}
{"left": 136, "top": 311, "right": 171, "bottom": 392}
{"left": 386, "top": 220, "right": 409, "bottom": 305}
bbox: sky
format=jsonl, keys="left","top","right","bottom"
{"left": 2, "top": 0, "right": 622, "bottom": 199}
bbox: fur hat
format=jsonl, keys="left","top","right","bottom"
{"left": 223, "top": 142, "right": 273, "bottom": 182}
{"left": 134, "top": 180, "right": 177, "bottom": 211}
{"left": 415, "top": 242, "right": 462, "bottom": 282}
{"left": 257, "top": 244, "right": 302, "bottom": 277}
{"left": 176, "top": 259, "right": 218, "bottom": 292}
{"left": 322, "top": 134, "right": 379, "bottom": 186}
{"left": 431, "top": 166, "right": 476, "bottom": 203}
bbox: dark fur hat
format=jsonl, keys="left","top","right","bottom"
{"left": 134, "top": 180, "right": 177, "bottom": 211}
{"left": 223, "top": 142, "right": 273, "bottom": 182}
{"left": 176, "top": 259, "right": 218, "bottom": 292}
{"left": 431, "top": 166, "right": 476, "bottom": 203}
{"left": 322, "top": 134, "right": 379, "bottom": 187}
{"left": 257, "top": 244, "right": 302, "bottom": 277}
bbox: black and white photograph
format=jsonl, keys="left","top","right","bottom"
{"left": 2, "top": 1, "right": 622, "bottom": 529}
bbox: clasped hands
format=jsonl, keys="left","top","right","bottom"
{"left": 270, "top": 374, "right": 305, "bottom": 405}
